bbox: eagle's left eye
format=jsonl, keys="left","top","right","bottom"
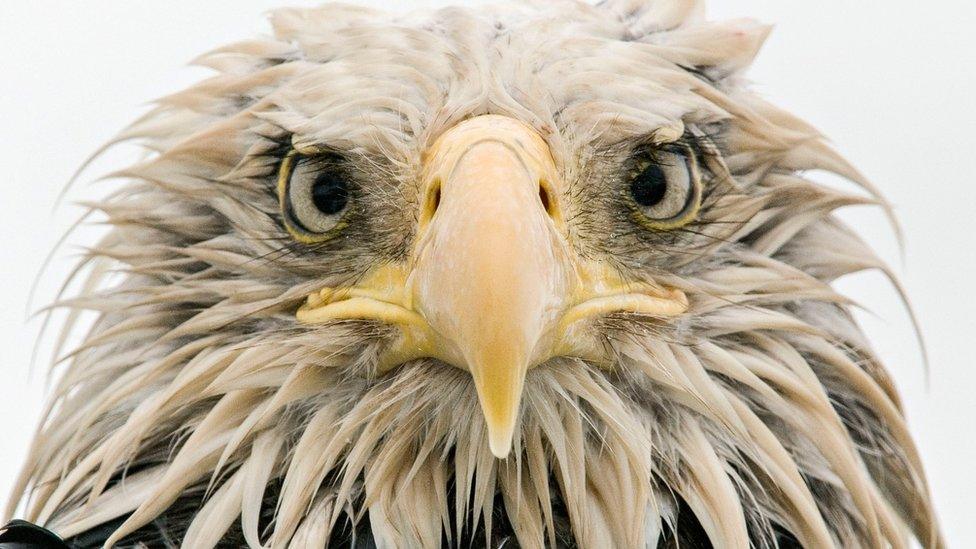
{"left": 627, "top": 148, "right": 701, "bottom": 230}
{"left": 278, "top": 152, "right": 351, "bottom": 242}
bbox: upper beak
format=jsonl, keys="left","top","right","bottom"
{"left": 297, "top": 115, "right": 688, "bottom": 458}
{"left": 408, "top": 116, "right": 570, "bottom": 457}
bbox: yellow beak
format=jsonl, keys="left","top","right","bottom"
{"left": 297, "top": 115, "right": 688, "bottom": 458}
{"left": 408, "top": 116, "right": 571, "bottom": 456}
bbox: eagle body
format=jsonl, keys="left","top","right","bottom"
{"left": 6, "top": 1, "right": 941, "bottom": 548}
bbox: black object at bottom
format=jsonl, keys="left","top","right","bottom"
{"left": 0, "top": 520, "right": 69, "bottom": 549}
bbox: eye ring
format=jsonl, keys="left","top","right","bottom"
{"left": 278, "top": 150, "right": 352, "bottom": 243}
{"left": 626, "top": 146, "right": 702, "bottom": 230}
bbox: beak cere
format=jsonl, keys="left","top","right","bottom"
{"left": 295, "top": 114, "right": 689, "bottom": 459}
{"left": 409, "top": 116, "right": 570, "bottom": 457}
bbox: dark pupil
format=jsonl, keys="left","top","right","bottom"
{"left": 311, "top": 173, "right": 348, "bottom": 215}
{"left": 629, "top": 164, "right": 668, "bottom": 207}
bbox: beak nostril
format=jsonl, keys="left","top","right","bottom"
{"left": 420, "top": 182, "right": 442, "bottom": 226}
{"left": 538, "top": 183, "right": 553, "bottom": 217}
{"left": 432, "top": 186, "right": 442, "bottom": 214}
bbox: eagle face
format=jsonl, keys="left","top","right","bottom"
{"left": 289, "top": 112, "right": 700, "bottom": 457}
{"left": 9, "top": 1, "right": 941, "bottom": 548}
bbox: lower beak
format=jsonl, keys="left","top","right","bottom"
{"left": 296, "top": 115, "right": 689, "bottom": 458}
{"left": 409, "top": 116, "right": 569, "bottom": 457}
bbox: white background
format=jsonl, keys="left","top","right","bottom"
{"left": 1, "top": 1, "right": 973, "bottom": 545}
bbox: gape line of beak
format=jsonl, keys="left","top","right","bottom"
{"left": 295, "top": 115, "right": 689, "bottom": 458}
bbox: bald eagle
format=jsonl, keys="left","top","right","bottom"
{"left": 3, "top": 1, "right": 942, "bottom": 547}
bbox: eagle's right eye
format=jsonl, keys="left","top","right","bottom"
{"left": 278, "top": 152, "right": 351, "bottom": 243}
{"left": 308, "top": 172, "right": 349, "bottom": 216}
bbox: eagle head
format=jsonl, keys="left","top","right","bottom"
{"left": 8, "top": 1, "right": 941, "bottom": 548}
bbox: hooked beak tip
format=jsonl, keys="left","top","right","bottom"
{"left": 488, "top": 429, "right": 515, "bottom": 459}
{"left": 481, "top": 390, "right": 519, "bottom": 459}
{"left": 471, "top": 360, "right": 525, "bottom": 460}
